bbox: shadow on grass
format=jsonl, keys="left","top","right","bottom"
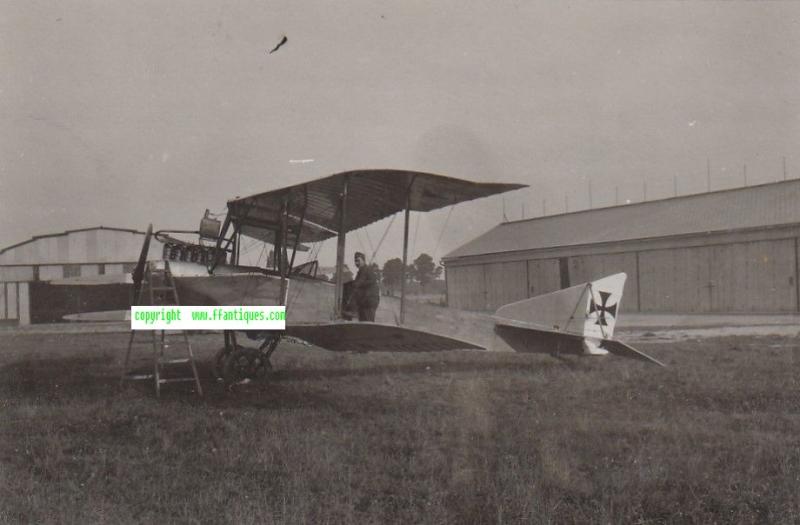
{"left": 268, "top": 355, "right": 581, "bottom": 382}
{"left": 0, "top": 349, "right": 600, "bottom": 408}
{"left": 0, "top": 355, "right": 360, "bottom": 410}
{"left": 0, "top": 356, "right": 121, "bottom": 401}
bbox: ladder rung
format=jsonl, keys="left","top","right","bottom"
{"left": 123, "top": 373, "right": 155, "bottom": 380}
{"left": 159, "top": 358, "right": 191, "bottom": 364}
{"left": 158, "top": 377, "right": 196, "bottom": 384}
{"left": 150, "top": 286, "right": 176, "bottom": 291}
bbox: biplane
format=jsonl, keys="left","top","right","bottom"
{"left": 65, "top": 169, "right": 664, "bottom": 391}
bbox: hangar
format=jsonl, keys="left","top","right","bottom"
{"left": 0, "top": 227, "right": 163, "bottom": 325}
{"left": 443, "top": 179, "right": 800, "bottom": 314}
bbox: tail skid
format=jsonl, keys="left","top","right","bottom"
{"left": 492, "top": 273, "right": 664, "bottom": 366}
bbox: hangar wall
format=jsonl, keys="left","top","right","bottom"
{"left": 445, "top": 231, "right": 800, "bottom": 314}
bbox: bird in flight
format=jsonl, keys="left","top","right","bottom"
{"left": 269, "top": 35, "right": 288, "bottom": 54}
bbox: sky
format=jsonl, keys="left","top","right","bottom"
{"left": 2, "top": 1, "right": 800, "bottom": 267}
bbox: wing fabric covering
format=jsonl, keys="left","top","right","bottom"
{"left": 227, "top": 170, "right": 527, "bottom": 244}
{"left": 285, "top": 323, "right": 485, "bottom": 353}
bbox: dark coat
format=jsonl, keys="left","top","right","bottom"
{"left": 352, "top": 264, "right": 380, "bottom": 307}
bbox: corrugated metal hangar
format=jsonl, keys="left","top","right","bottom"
{"left": 443, "top": 179, "right": 800, "bottom": 314}
{"left": 0, "top": 227, "right": 163, "bottom": 325}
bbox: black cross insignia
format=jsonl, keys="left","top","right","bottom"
{"left": 588, "top": 290, "right": 617, "bottom": 326}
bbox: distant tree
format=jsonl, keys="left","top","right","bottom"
{"left": 411, "top": 253, "right": 442, "bottom": 293}
{"left": 382, "top": 258, "right": 404, "bottom": 296}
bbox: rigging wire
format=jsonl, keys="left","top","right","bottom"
{"left": 237, "top": 237, "right": 260, "bottom": 258}
{"left": 287, "top": 239, "right": 325, "bottom": 307}
{"left": 237, "top": 238, "right": 270, "bottom": 304}
{"left": 362, "top": 226, "right": 375, "bottom": 255}
{"left": 368, "top": 213, "right": 397, "bottom": 265}
{"left": 432, "top": 204, "right": 456, "bottom": 262}
{"left": 354, "top": 229, "right": 367, "bottom": 254}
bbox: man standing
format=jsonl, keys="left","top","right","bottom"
{"left": 351, "top": 251, "right": 380, "bottom": 322}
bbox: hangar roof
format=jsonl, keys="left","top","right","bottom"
{"left": 0, "top": 226, "right": 144, "bottom": 254}
{"left": 444, "top": 179, "right": 800, "bottom": 261}
{"left": 0, "top": 226, "right": 160, "bottom": 265}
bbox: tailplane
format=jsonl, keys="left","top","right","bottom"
{"left": 492, "top": 273, "right": 664, "bottom": 366}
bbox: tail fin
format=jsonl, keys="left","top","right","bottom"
{"left": 493, "top": 273, "right": 627, "bottom": 340}
{"left": 492, "top": 272, "right": 665, "bottom": 366}
{"left": 581, "top": 273, "right": 626, "bottom": 340}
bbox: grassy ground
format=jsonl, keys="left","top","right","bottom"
{"left": 0, "top": 331, "right": 798, "bottom": 524}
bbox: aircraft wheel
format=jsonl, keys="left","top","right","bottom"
{"left": 222, "top": 346, "right": 271, "bottom": 385}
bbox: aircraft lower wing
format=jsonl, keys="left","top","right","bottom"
{"left": 63, "top": 310, "right": 130, "bottom": 322}
{"left": 284, "top": 322, "right": 485, "bottom": 353}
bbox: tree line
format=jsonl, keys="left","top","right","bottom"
{"left": 332, "top": 253, "right": 443, "bottom": 295}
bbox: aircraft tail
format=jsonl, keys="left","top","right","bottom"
{"left": 494, "top": 273, "right": 627, "bottom": 340}
{"left": 492, "top": 273, "right": 664, "bottom": 366}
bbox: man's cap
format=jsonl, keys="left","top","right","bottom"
{"left": 354, "top": 251, "right": 366, "bottom": 260}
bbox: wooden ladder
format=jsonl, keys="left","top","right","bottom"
{"left": 121, "top": 260, "right": 203, "bottom": 397}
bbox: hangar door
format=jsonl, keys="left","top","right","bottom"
{"left": 448, "top": 260, "right": 561, "bottom": 311}
{"left": 526, "top": 258, "right": 561, "bottom": 298}
{"left": 639, "top": 246, "right": 712, "bottom": 312}
{"left": 0, "top": 282, "right": 19, "bottom": 325}
{"left": 28, "top": 282, "right": 132, "bottom": 323}
{"left": 484, "top": 261, "right": 527, "bottom": 310}
{"left": 568, "top": 252, "right": 639, "bottom": 312}
{"left": 639, "top": 239, "right": 797, "bottom": 313}
{"left": 710, "top": 239, "right": 796, "bottom": 312}
{"left": 446, "top": 265, "right": 486, "bottom": 311}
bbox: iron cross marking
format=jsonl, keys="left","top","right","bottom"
{"left": 589, "top": 290, "right": 617, "bottom": 326}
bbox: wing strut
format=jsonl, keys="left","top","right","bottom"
{"left": 288, "top": 186, "right": 308, "bottom": 273}
{"left": 278, "top": 194, "right": 289, "bottom": 305}
{"left": 334, "top": 175, "right": 349, "bottom": 318}
{"left": 399, "top": 175, "right": 417, "bottom": 325}
{"left": 209, "top": 213, "right": 232, "bottom": 274}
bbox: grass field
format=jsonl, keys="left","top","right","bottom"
{"left": 1, "top": 331, "right": 799, "bottom": 523}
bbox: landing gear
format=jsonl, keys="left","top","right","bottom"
{"left": 222, "top": 345, "right": 272, "bottom": 384}
{"left": 212, "top": 331, "right": 282, "bottom": 386}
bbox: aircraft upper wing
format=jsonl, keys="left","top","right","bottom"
{"left": 284, "top": 322, "right": 485, "bottom": 353}
{"left": 227, "top": 170, "right": 527, "bottom": 243}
